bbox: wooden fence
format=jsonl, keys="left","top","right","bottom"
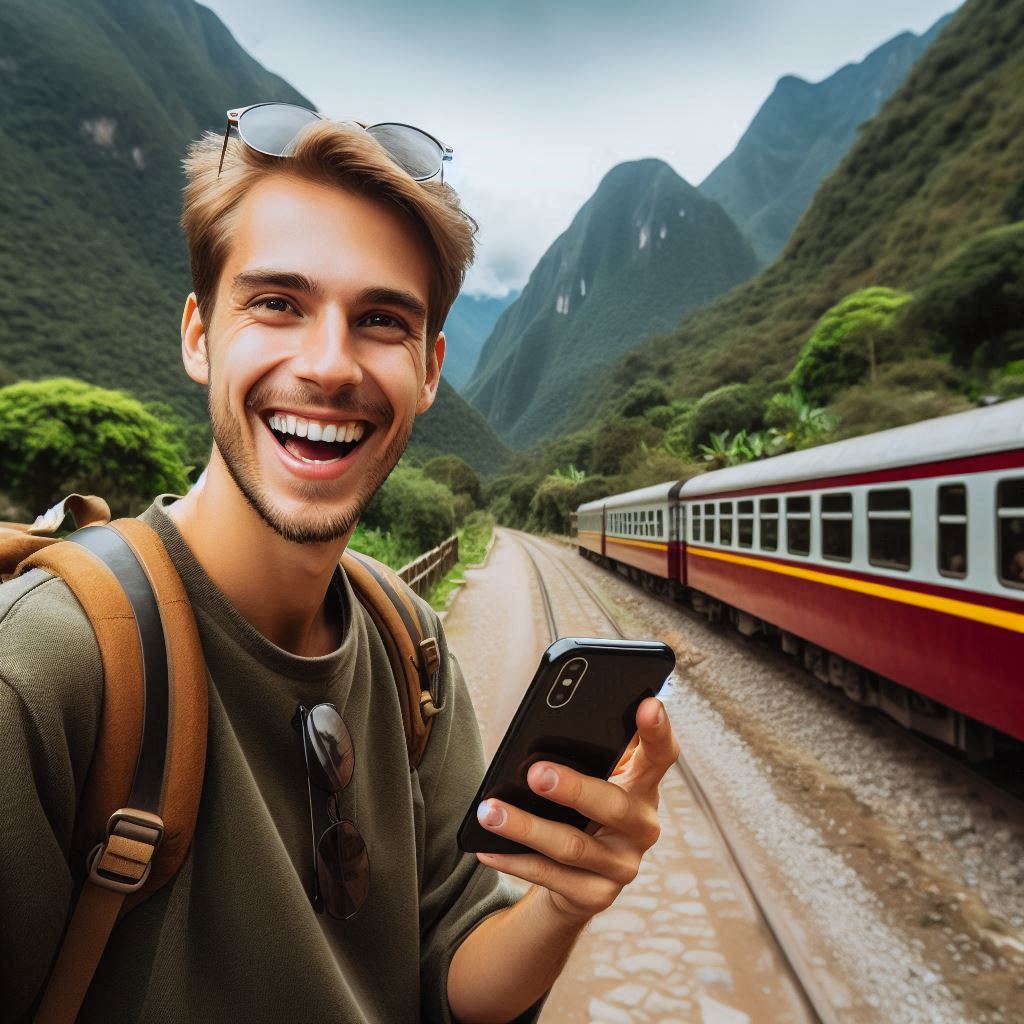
{"left": 397, "top": 535, "right": 459, "bottom": 598}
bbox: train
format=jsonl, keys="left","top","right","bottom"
{"left": 574, "top": 398, "right": 1024, "bottom": 756}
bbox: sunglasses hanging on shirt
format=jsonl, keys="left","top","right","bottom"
{"left": 219, "top": 101, "right": 453, "bottom": 182}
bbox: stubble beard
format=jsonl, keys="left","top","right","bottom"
{"left": 208, "top": 382, "right": 411, "bottom": 546}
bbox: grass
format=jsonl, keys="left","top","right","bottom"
{"left": 428, "top": 511, "right": 495, "bottom": 612}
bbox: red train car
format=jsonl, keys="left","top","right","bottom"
{"left": 576, "top": 400, "right": 1024, "bottom": 753}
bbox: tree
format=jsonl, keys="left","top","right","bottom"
{"left": 422, "top": 454, "right": 482, "bottom": 507}
{"left": 689, "top": 384, "right": 763, "bottom": 451}
{"left": 791, "top": 287, "right": 912, "bottom": 405}
{"left": 0, "top": 378, "right": 190, "bottom": 515}
{"left": 763, "top": 387, "right": 837, "bottom": 451}
{"left": 361, "top": 465, "right": 454, "bottom": 552}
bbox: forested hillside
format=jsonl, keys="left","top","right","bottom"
{"left": 442, "top": 290, "right": 518, "bottom": 390}
{"left": 699, "top": 13, "right": 950, "bottom": 264}
{"left": 464, "top": 159, "right": 758, "bottom": 448}
{"left": 563, "top": 0, "right": 1023, "bottom": 442}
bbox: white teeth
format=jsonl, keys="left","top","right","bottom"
{"left": 269, "top": 413, "right": 367, "bottom": 444}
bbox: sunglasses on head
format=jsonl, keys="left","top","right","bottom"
{"left": 295, "top": 702, "right": 369, "bottom": 920}
{"left": 219, "top": 101, "right": 453, "bottom": 182}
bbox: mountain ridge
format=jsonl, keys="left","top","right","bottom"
{"left": 699, "top": 12, "right": 952, "bottom": 264}
{"left": 464, "top": 158, "right": 759, "bottom": 448}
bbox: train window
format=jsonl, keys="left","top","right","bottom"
{"left": 657, "top": 510, "right": 664, "bottom": 537}
{"left": 868, "top": 488, "right": 912, "bottom": 571}
{"left": 938, "top": 484, "right": 968, "bottom": 578}
{"left": 786, "top": 496, "right": 811, "bottom": 556}
{"left": 738, "top": 500, "right": 754, "bottom": 548}
{"left": 692, "top": 505, "right": 702, "bottom": 542}
{"left": 821, "top": 492, "right": 853, "bottom": 562}
{"left": 997, "top": 477, "right": 1024, "bottom": 588}
{"left": 759, "top": 498, "right": 779, "bottom": 551}
{"left": 720, "top": 502, "right": 734, "bottom": 545}
{"left": 704, "top": 502, "right": 717, "bottom": 544}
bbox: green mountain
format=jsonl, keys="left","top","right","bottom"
{"left": 700, "top": 14, "right": 952, "bottom": 265}
{"left": 442, "top": 290, "right": 518, "bottom": 391}
{"left": 412, "top": 378, "right": 509, "bottom": 473}
{"left": 463, "top": 160, "right": 759, "bottom": 448}
{"left": 563, "top": 0, "right": 1023, "bottom": 435}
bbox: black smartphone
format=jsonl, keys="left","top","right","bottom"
{"left": 457, "top": 637, "right": 675, "bottom": 854}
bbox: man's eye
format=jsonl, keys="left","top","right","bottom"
{"left": 363, "top": 312, "right": 408, "bottom": 331}
{"left": 250, "top": 296, "right": 295, "bottom": 314}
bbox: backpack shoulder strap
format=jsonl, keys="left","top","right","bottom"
{"left": 341, "top": 550, "right": 445, "bottom": 769}
{"left": 22, "top": 519, "right": 206, "bottom": 1024}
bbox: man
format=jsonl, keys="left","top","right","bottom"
{"left": 0, "top": 112, "right": 679, "bottom": 1023}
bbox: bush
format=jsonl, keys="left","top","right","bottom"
{"left": 791, "top": 287, "right": 913, "bottom": 405}
{"left": 486, "top": 472, "right": 541, "bottom": 529}
{"left": 902, "top": 223, "right": 1024, "bottom": 370}
{"left": 422, "top": 454, "right": 482, "bottom": 507}
{"left": 689, "top": 384, "right": 763, "bottom": 450}
{"left": 618, "top": 379, "right": 670, "bottom": 418}
{"left": 0, "top": 378, "right": 190, "bottom": 515}
{"left": 590, "top": 418, "right": 660, "bottom": 477}
{"left": 829, "top": 385, "right": 971, "bottom": 438}
{"left": 361, "top": 465, "right": 454, "bottom": 553}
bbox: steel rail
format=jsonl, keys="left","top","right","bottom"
{"left": 513, "top": 530, "right": 842, "bottom": 1024}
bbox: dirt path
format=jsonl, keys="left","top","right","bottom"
{"left": 444, "top": 529, "right": 816, "bottom": 1024}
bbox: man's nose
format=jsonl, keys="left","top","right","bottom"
{"left": 293, "top": 308, "right": 364, "bottom": 393}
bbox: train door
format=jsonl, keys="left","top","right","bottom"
{"left": 669, "top": 484, "right": 686, "bottom": 587}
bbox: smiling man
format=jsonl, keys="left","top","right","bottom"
{"left": 0, "top": 113, "right": 679, "bottom": 1024}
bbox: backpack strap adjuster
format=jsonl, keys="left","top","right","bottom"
{"left": 87, "top": 809, "right": 164, "bottom": 894}
{"left": 417, "top": 637, "right": 445, "bottom": 721}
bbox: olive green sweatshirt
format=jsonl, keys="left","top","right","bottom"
{"left": 0, "top": 498, "right": 520, "bottom": 1023}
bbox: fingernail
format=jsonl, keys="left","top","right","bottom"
{"left": 477, "top": 801, "right": 506, "bottom": 828}
{"left": 538, "top": 767, "right": 558, "bottom": 792}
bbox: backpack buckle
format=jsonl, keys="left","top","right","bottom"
{"left": 417, "top": 637, "right": 446, "bottom": 720}
{"left": 87, "top": 808, "right": 164, "bottom": 894}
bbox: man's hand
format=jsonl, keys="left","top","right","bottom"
{"left": 474, "top": 695, "right": 680, "bottom": 923}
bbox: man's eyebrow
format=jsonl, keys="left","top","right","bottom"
{"left": 357, "top": 287, "right": 428, "bottom": 325}
{"left": 231, "top": 270, "right": 323, "bottom": 297}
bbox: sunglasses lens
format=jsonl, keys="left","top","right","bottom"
{"left": 367, "top": 123, "right": 443, "bottom": 180}
{"left": 237, "top": 103, "right": 321, "bottom": 157}
{"left": 317, "top": 820, "right": 369, "bottom": 919}
{"left": 306, "top": 704, "right": 354, "bottom": 790}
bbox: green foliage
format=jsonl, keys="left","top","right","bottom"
{"left": 590, "top": 419, "right": 661, "bottom": 477}
{"left": 791, "top": 287, "right": 913, "bottom": 404}
{"left": 361, "top": 465, "right": 455, "bottom": 553}
{"left": 763, "top": 387, "right": 838, "bottom": 450}
{"left": 346, "top": 525, "right": 419, "bottom": 571}
{"left": 901, "top": 221, "right": 1024, "bottom": 369}
{"left": 0, "top": 377, "right": 190, "bottom": 515}
{"left": 426, "top": 510, "right": 496, "bottom": 611}
{"left": 689, "top": 384, "right": 763, "bottom": 450}
{"left": 829, "top": 385, "right": 971, "bottom": 438}
{"left": 529, "top": 476, "right": 580, "bottom": 534}
{"left": 422, "top": 454, "right": 482, "bottom": 506}
{"left": 618, "top": 379, "right": 670, "bottom": 418}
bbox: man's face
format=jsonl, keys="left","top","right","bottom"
{"left": 188, "top": 174, "right": 442, "bottom": 544}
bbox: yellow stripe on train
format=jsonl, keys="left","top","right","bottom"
{"left": 689, "top": 546, "right": 1024, "bottom": 634}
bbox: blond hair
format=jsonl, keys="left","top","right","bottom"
{"left": 181, "top": 121, "right": 476, "bottom": 340}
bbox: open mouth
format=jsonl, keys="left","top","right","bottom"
{"left": 265, "top": 412, "right": 373, "bottom": 465}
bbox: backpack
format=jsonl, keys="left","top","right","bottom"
{"left": 0, "top": 494, "right": 447, "bottom": 1024}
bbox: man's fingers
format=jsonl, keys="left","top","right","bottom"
{"left": 631, "top": 697, "right": 680, "bottom": 780}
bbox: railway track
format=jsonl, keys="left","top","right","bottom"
{"left": 508, "top": 528, "right": 841, "bottom": 1024}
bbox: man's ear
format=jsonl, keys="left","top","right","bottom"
{"left": 416, "top": 331, "right": 445, "bottom": 413}
{"left": 181, "top": 293, "right": 209, "bottom": 385}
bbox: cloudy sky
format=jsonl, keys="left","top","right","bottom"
{"left": 201, "top": 0, "right": 957, "bottom": 297}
